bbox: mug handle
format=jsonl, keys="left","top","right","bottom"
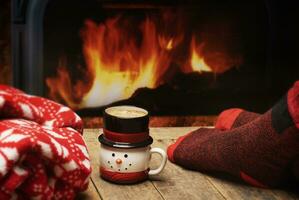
{"left": 148, "top": 148, "right": 167, "bottom": 176}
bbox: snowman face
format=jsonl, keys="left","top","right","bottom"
{"left": 100, "top": 145, "right": 150, "bottom": 173}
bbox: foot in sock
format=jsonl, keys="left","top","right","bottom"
{"left": 167, "top": 81, "right": 299, "bottom": 187}
{"left": 216, "top": 105, "right": 299, "bottom": 185}
{"left": 215, "top": 108, "right": 260, "bottom": 130}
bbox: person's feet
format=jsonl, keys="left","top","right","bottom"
{"left": 167, "top": 81, "right": 299, "bottom": 187}
{"left": 215, "top": 108, "right": 260, "bottom": 130}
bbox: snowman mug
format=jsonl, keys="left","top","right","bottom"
{"left": 98, "top": 106, "right": 167, "bottom": 184}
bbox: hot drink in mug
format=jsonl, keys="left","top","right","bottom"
{"left": 98, "top": 106, "right": 167, "bottom": 184}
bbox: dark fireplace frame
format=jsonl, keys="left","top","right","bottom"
{"left": 12, "top": 0, "right": 49, "bottom": 95}
{"left": 12, "top": 0, "right": 275, "bottom": 97}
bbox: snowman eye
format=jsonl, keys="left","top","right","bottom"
{"left": 124, "top": 154, "right": 128, "bottom": 158}
{"left": 112, "top": 153, "right": 115, "bottom": 157}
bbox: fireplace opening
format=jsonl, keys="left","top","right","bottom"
{"left": 11, "top": 0, "right": 299, "bottom": 116}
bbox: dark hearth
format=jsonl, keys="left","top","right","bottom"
{"left": 11, "top": 0, "right": 299, "bottom": 116}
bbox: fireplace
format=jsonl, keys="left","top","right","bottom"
{"left": 11, "top": 0, "right": 299, "bottom": 116}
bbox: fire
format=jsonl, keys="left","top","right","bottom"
{"left": 46, "top": 14, "right": 242, "bottom": 109}
{"left": 80, "top": 18, "right": 171, "bottom": 108}
{"left": 166, "top": 39, "right": 174, "bottom": 50}
{"left": 47, "top": 17, "right": 171, "bottom": 109}
{"left": 184, "top": 36, "right": 242, "bottom": 74}
{"left": 190, "top": 38, "right": 212, "bottom": 73}
{"left": 158, "top": 34, "right": 184, "bottom": 51}
{"left": 46, "top": 58, "right": 92, "bottom": 108}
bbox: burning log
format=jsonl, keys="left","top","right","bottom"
{"left": 46, "top": 13, "right": 242, "bottom": 111}
{"left": 76, "top": 67, "right": 272, "bottom": 117}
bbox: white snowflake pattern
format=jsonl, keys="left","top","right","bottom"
{"left": 0, "top": 128, "right": 29, "bottom": 143}
{"left": 13, "top": 166, "right": 28, "bottom": 176}
{"left": 9, "top": 119, "right": 33, "bottom": 127}
{"left": 74, "top": 114, "right": 81, "bottom": 123}
{"left": 50, "top": 138, "right": 63, "bottom": 156}
{"left": 1, "top": 133, "right": 29, "bottom": 143}
{"left": 18, "top": 102, "right": 34, "bottom": 119}
{"left": 81, "top": 159, "right": 91, "bottom": 170}
{"left": 44, "top": 129, "right": 66, "bottom": 139}
{"left": 0, "top": 96, "right": 5, "bottom": 108}
{"left": 0, "top": 86, "right": 91, "bottom": 197}
{"left": 0, "top": 91, "right": 9, "bottom": 95}
{"left": 56, "top": 107, "right": 70, "bottom": 114}
{"left": 62, "top": 160, "right": 78, "bottom": 171}
{"left": 43, "top": 119, "right": 56, "bottom": 127}
{"left": 0, "top": 129, "right": 14, "bottom": 140}
{"left": 0, "top": 153, "right": 8, "bottom": 175}
{"left": 37, "top": 141, "right": 53, "bottom": 159}
{"left": 62, "top": 146, "right": 70, "bottom": 158}
{"left": 75, "top": 144, "right": 89, "bottom": 158}
{"left": 0, "top": 147, "right": 19, "bottom": 161}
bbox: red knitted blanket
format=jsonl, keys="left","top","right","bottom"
{"left": 0, "top": 85, "right": 91, "bottom": 199}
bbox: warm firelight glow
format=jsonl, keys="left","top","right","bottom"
{"left": 158, "top": 34, "right": 184, "bottom": 51}
{"left": 182, "top": 36, "right": 242, "bottom": 74}
{"left": 79, "top": 18, "right": 172, "bottom": 108}
{"left": 46, "top": 58, "right": 92, "bottom": 108}
{"left": 166, "top": 39, "right": 174, "bottom": 50}
{"left": 158, "top": 37, "right": 174, "bottom": 50}
{"left": 46, "top": 15, "right": 242, "bottom": 109}
{"left": 190, "top": 38, "right": 212, "bottom": 73}
{"left": 47, "top": 17, "right": 171, "bottom": 109}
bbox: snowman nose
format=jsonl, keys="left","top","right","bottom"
{"left": 116, "top": 158, "right": 122, "bottom": 164}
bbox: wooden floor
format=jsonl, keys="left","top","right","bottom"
{"left": 79, "top": 128, "right": 299, "bottom": 200}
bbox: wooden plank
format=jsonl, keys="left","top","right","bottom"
{"left": 76, "top": 179, "right": 102, "bottom": 200}
{"left": 149, "top": 128, "right": 299, "bottom": 200}
{"left": 150, "top": 137, "right": 225, "bottom": 200}
{"left": 271, "top": 190, "right": 299, "bottom": 200}
{"left": 83, "top": 129, "right": 163, "bottom": 200}
{"left": 83, "top": 128, "right": 299, "bottom": 200}
{"left": 207, "top": 175, "right": 299, "bottom": 200}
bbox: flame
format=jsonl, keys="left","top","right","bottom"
{"left": 158, "top": 36, "right": 173, "bottom": 50}
{"left": 46, "top": 58, "right": 92, "bottom": 108}
{"left": 183, "top": 36, "right": 242, "bottom": 74}
{"left": 80, "top": 18, "right": 171, "bottom": 108}
{"left": 190, "top": 38, "right": 212, "bottom": 73}
{"left": 166, "top": 39, "right": 174, "bottom": 50}
{"left": 47, "top": 17, "right": 171, "bottom": 109}
{"left": 46, "top": 14, "right": 242, "bottom": 109}
{"left": 158, "top": 33, "right": 184, "bottom": 51}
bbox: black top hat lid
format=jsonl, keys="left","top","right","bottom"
{"left": 98, "top": 105, "right": 153, "bottom": 148}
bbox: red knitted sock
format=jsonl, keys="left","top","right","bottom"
{"left": 167, "top": 81, "right": 299, "bottom": 187}
{"left": 215, "top": 108, "right": 260, "bottom": 130}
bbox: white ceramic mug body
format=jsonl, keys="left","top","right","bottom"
{"left": 100, "top": 144, "right": 167, "bottom": 177}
